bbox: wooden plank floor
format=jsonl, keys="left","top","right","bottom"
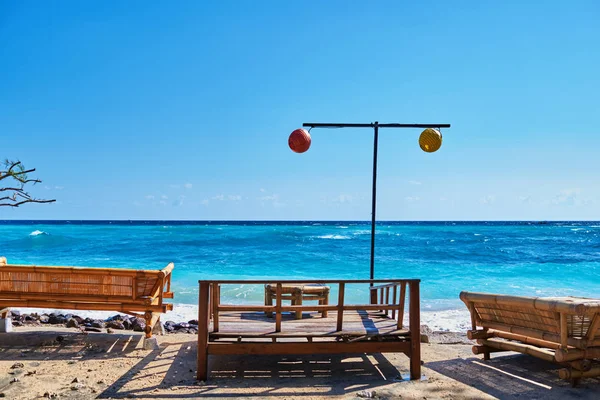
{"left": 210, "top": 310, "right": 409, "bottom": 339}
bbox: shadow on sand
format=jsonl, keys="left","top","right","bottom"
{"left": 98, "top": 341, "right": 404, "bottom": 398}
{"left": 4, "top": 330, "right": 600, "bottom": 399}
{"left": 0, "top": 330, "right": 144, "bottom": 361}
{"left": 0, "top": 329, "right": 405, "bottom": 398}
{"left": 426, "top": 353, "right": 600, "bottom": 400}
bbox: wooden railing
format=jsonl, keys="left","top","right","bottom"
{"left": 369, "top": 281, "right": 409, "bottom": 327}
{"left": 200, "top": 279, "right": 419, "bottom": 333}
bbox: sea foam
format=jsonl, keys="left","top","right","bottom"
{"left": 316, "top": 234, "right": 351, "bottom": 240}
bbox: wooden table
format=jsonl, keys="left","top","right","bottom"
{"left": 264, "top": 283, "right": 330, "bottom": 319}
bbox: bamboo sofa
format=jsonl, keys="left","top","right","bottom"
{"left": 197, "top": 279, "right": 421, "bottom": 381}
{"left": 461, "top": 291, "right": 600, "bottom": 385}
{"left": 0, "top": 257, "right": 174, "bottom": 339}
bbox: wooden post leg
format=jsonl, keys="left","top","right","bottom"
{"left": 295, "top": 290, "right": 302, "bottom": 320}
{"left": 144, "top": 311, "right": 153, "bottom": 339}
{"left": 409, "top": 282, "right": 421, "bottom": 380}
{"left": 197, "top": 282, "right": 210, "bottom": 381}
{"left": 483, "top": 351, "right": 491, "bottom": 361}
{"left": 322, "top": 290, "right": 329, "bottom": 318}
{"left": 265, "top": 287, "right": 273, "bottom": 318}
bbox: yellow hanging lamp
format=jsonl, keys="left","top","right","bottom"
{"left": 419, "top": 128, "right": 443, "bottom": 153}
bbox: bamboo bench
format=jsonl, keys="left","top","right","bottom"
{"left": 0, "top": 257, "right": 174, "bottom": 340}
{"left": 461, "top": 291, "right": 600, "bottom": 385}
{"left": 197, "top": 279, "right": 421, "bottom": 381}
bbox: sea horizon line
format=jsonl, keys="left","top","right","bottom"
{"left": 1, "top": 219, "right": 599, "bottom": 225}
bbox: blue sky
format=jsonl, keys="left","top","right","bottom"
{"left": 1, "top": 1, "right": 599, "bottom": 220}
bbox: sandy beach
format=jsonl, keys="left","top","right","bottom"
{"left": 1, "top": 325, "right": 598, "bottom": 399}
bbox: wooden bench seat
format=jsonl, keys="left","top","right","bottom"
{"left": 461, "top": 291, "right": 600, "bottom": 385}
{"left": 0, "top": 257, "right": 174, "bottom": 338}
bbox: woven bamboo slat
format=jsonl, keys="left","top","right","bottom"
{"left": 461, "top": 291, "right": 600, "bottom": 384}
{"left": 0, "top": 258, "right": 174, "bottom": 338}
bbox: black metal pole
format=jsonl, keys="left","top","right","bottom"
{"left": 300, "top": 121, "right": 451, "bottom": 282}
{"left": 370, "top": 122, "right": 379, "bottom": 282}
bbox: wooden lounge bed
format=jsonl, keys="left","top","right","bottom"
{"left": 461, "top": 291, "right": 600, "bottom": 385}
{"left": 197, "top": 279, "right": 421, "bottom": 381}
{"left": 0, "top": 257, "right": 174, "bottom": 340}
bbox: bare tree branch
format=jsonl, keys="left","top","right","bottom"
{"left": 0, "top": 159, "right": 55, "bottom": 208}
{"left": 0, "top": 198, "right": 56, "bottom": 207}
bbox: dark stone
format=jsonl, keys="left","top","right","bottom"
{"left": 10, "top": 362, "right": 24, "bottom": 369}
{"left": 64, "top": 314, "right": 73, "bottom": 320}
{"left": 73, "top": 316, "right": 84, "bottom": 324}
{"left": 12, "top": 321, "right": 23, "bottom": 327}
{"left": 122, "top": 318, "right": 132, "bottom": 330}
{"left": 163, "top": 321, "right": 177, "bottom": 332}
{"left": 91, "top": 320, "right": 105, "bottom": 329}
{"left": 109, "top": 314, "right": 124, "bottom": 322}
{"left": 71, "top": 377, "right": 79, "bottom": 383}
{"left": 24, "top": 315, "right": 35, "bottom": 321}
{"left": 66, "top": 318, "right": 79, "bottom": 328}
{"left": 48, "top": 314, "right": 67, "bottom": 325}
{"left": 176, "top": 323, "right": 190, "bottom": 329}
{"left": 132, "top": 318, "right": 146, "bottom": 332}
{"left": 83, "top": 317, "right": 94, "bottom": 324}
{"left": 10, "top": 311, "right": 20, "bottom": 318}
{"left": 39, "top": 315, "right": 49, "bottom": 323}
{"left": 85, "top": 327, "right": 102, "bottom": 333}
{"left": 188, "top": 319, "right": 198, "bottom": 325}
{"left": 106, "top": 321, "right": 125, "bottom": 330}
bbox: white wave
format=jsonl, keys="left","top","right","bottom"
{"left": 317, "top": 234, "right": 351, "bottom": 240}
{"left": 421, "top": 308, "right": 472, "bottom": 332}
{"left": 338, "top": 226, "right": 349, "bottom": 229}
{"left": 473, "top": 233, "right": 482, "bottom": 236}
{"left": 29, "top": 230, "right": 48, "bottom": 236}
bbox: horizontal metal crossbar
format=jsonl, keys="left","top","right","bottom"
{"left": 302, "top": 122, "right": 451, "bottom": 129}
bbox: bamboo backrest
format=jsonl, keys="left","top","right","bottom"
{"left": 461, "top": 291, "right": 600, "bottom": 340}
{"left": 0, "top": 257, "right": 174, "bottom": 304}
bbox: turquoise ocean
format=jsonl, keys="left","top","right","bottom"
{"left": 1, "top": 221, "right": 598, "bottom": 330}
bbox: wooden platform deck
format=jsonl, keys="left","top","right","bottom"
{"left": 210, "top": 310, "right": 410, "bottom": 341}
{"left": 197, "top": 279, "right": 422, "bottom": 381}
